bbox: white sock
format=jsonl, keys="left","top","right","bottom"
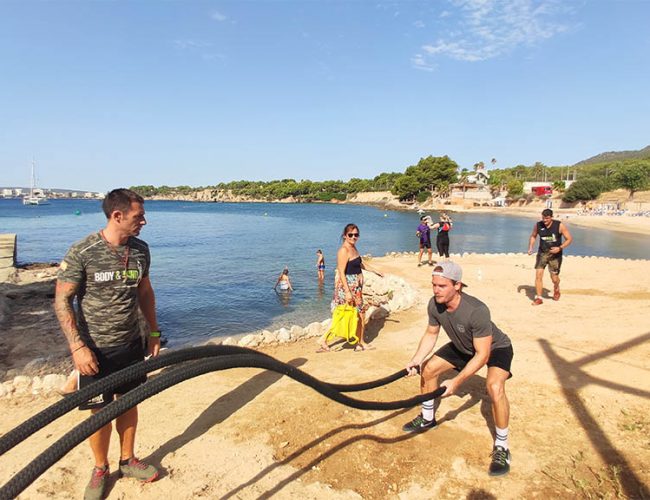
{"left": 422, "top": 400, "right": 435, "bottom": 421}
{"left": 495, "top": 426, "right": 509, "bottom": 449}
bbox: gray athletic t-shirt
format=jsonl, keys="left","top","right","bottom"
{"left": 58, "top": 232, "right": 150, "bottom": 348}
{"left": 428, "top": 293, "right": 511, "bottom": 355}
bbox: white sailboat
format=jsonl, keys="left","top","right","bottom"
{"left": 22, "top": 159, "right": 49, "bottom": 205}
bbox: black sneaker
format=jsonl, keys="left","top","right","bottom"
{"left": 488, "top": 445, "right": 511, "bottom": 476}
{"left": 402, "top": 414, "right": 437, "bottom": 433}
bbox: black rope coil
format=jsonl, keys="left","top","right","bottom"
{"left": 0, "top": 347, "right": 442, "bottom": 499}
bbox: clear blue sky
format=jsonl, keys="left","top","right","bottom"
{"left": 1, "top": 0, "right": 649, "bottom": 192}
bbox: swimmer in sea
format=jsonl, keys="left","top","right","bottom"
{"left": 274, "top": 266, "right": 293, "bottom": 292}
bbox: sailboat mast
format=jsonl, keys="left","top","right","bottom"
{"left": 30, "top": 159, "right": 36, "bottom": 197}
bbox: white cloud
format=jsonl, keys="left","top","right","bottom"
{"left": 416, "top": 0, "right": 574, "bottom": 65}
{"left": 173, "top": 39, "right": 213, "bottom": 50}
{"left": 411, "top": 54, "right": 436, "bottom": 72}
{"left": 210, "top": 10, "right": 228, "bottom": 22}
{"left": 414, "top": 20, "right": 425, "bottom": 28}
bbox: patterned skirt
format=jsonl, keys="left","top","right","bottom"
{"left": 332, "top": 273, "right": 364, "bottom": 313}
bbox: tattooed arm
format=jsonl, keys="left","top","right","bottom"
{"left": 55, "top": 280, "right": 98, "bottom": 375}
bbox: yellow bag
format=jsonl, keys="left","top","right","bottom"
{"left": 325, "top": 304, "right": 359, "bottom": 345}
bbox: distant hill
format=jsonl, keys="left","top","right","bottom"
{"left": 574, "top": 145, "right": 650, "bottom": 166}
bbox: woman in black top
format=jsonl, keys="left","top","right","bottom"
{"left": 319, "top": 223, "right": 383, "bottom": 352}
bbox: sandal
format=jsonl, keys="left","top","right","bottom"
{"left": 553, "top": 288, "right": 561, "bottom": 301}
{"left": 354, "top": 344, "right": 376, "bottom": 352}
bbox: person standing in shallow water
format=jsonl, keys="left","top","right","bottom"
{"left": 55, "top": 188, "right": 161, "bottom": 500}
{"left": 527, "top": 208, "right": 572, "bottom": 306}
{"left": 316, "top": 249, "right": 325, "bottom": 281}
{"left": 320, "top": 223, "right": 383, "bottom": 352}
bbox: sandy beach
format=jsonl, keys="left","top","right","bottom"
{"left": 1, "top": 249, "right": 649, "bottom": 499}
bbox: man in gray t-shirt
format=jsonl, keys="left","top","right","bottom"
{"left": 402, "top": 262, "right": 514, "bottom": 477}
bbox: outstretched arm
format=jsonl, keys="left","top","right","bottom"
{"left": 361, "top": 259, "right": 383, "bottom": 278}
{"left": 54, "top": 280, "right": 98, "bottom": 375}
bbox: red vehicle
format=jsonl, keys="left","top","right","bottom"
{"left": 532, "top": 186, "right": 552, "bottom": 196}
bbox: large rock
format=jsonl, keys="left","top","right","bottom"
{"left": 238, "top": 334, "right": 260, "bottom": 348}
{"left": 277, "top": 328, "right": 291, "bottom": 343}
{"left": 42, "top": 373, "right": 67, "bottom": 393}
{"left": 289, "top": 325, "right": 304, "bottom": 340}
{"left": 304, "top": 322, "right": 322, "bottom": 338}
{"left": 261, "top": 330, "right": 278, "bottom": 344}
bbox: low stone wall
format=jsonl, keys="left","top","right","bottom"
{"left": 219, "top": 269, "right": 418, "bottom": 349}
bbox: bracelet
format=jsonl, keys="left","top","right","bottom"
{"left": 71, "top": 344, "right": 86, "bottom": 354}
{"left": 149, "top": 331, "right": 162, "bottom": 338}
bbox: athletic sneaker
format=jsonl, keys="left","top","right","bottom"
{"left": 488, "top": 445, "right": 511, "bottom": 476}
{"left": 553, "top": 288, "right": 561, "bottom": 301}
{"left": 402, "top": 414, "right": 437, "bottom": 433}
{"left": 532, "top": 297, "right": 543, "bottom": 306}
{"left": 119, "top": 457, "right": 159, "bottom": 482}
{"left": 84, "top": 465, "right": 109, "bottom": 500}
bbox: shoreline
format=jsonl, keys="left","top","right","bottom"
{"left": 146, "top": 193, "right": 650, "bottom": 237}
{"left": 1, "top": 252, "right": 649, "bottom": 498}
{"left": 1, "top": 250, "right": 647, "bottom": 393}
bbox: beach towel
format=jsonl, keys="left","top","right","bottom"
{"left": 325, "top": 304, "right": 359, "bottom": 345}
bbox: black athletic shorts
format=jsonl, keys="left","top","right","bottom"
{"left": 79, "top": 340, "right": 146, "bottom": 410}
{"left": 419, "top": 240, "right": 432, "bottom": 249}
{"left": 435, "top": 342, "right": 513, "bottom": 377}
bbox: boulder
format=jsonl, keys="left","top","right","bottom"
{"left": 277, "top": 328, "right": 291, "bottom": 343}
{"left": 42, "top": 374, "right": 67, "bottom": 393}
{"left": 261, "top": 330, "right": 278, "bottom": 344}
{"left": 239, "top": 334, "right": 260, "bottom": 348}
{"left": 289, "top": 325, "right": 304, "bottom": 340}
{"left": 13, "top": 375, "right": 31, "bottom": 392}
{"left": 304, "top": 322, "right": 322, "bottom": 338}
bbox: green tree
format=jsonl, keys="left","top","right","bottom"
{"left": 506, "top": 179, "right": 524, "bottom": 197}
{"left": 613, "top": 161, "right": 650, "bottom": 197}
{"left": 562, "top": 178, "right": 604, "bottom": 203}
{"left": 392, "top": 175, "right": 421, "bottom": 201}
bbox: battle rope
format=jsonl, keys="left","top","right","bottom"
{"left": 0, "top": 350, "right": 443, "bottom": 499}
{"left": 0, "top": 345, "right": 406, "bottom": 457}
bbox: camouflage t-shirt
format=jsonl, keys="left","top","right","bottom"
{"left": 58, "top": 232, "right": 151, "bottom": 348}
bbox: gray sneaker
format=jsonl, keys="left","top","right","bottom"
{"left": 118, "top": 457, "right": 159, "bottom": 482}
{"left": 84, "top": 465, "right": 109, "bottom": 500}
{"left": 402, "top": 414, "right": 437, "bottom": 433}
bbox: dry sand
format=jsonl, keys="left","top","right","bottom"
{"left": 1, "top": 252, "right": 649, "bottom": 499}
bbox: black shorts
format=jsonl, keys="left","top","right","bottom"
{"left": 419, "top": 240, "right": 431, "bottom": 249}
{"left": 435, "top": 342, "right": 513, "bottom": 377}
{"left": 79, "top": 340, "right": 146, "bottom": 410}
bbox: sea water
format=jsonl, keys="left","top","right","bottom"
{"left": 1, "top": 198, "right": 647, "bottom": 346}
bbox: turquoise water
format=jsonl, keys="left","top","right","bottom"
{"left": 1, "top": 198, "right": 647, "bottom": 346}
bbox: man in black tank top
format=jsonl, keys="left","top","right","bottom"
{"left": 527, "top": 209, "right": 573, "bottom": 305}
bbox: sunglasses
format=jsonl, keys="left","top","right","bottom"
{"left": 347, "top": 233, "right": 360, "bottom": 238}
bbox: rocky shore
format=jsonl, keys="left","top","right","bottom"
{"left": 0, "top": 254, "right": 419, "bottom": 400}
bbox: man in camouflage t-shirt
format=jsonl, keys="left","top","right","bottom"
{"left": 55, "top": 188, "right": 161, "bottom": 499}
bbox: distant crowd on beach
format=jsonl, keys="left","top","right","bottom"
{"left": 577, "top": 202, "right": 650, "bottom": 217}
